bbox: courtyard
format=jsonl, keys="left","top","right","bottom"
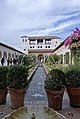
{"left": 0, "top": 64, "right": 80, "bottom": 119}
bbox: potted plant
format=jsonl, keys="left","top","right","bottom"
{"left": 44, "top": 68, "right": 65, "bottom": 110}
{"left": 0, "top": 66, "right": 8, "bottom": 104}
{"left": 65, "top": 64, "right": 80, "bottom": 107}
{"left": 7, "top": 65, "right": 29, "bottom": 109}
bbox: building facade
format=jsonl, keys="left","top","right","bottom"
{"left": 0, "top": 42, "right": 24, "bottom": 66}
{"left": 20, "top": 36, "right": 62, "bottom": 62}
{"left": 53, "top": 40, "right": 72, "bottom": 64}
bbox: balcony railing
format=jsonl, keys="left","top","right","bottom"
{"left": 29, "top": 43, "right": 36, "bottom": 45}
{"left": 45, "top": 42, "right": 51, "bottom": 45}
{"left": 37, "top": 43, "right": 43, "bottom": 45}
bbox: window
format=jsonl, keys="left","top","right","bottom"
{"left": 33, "top": 46, "right": 34, "bottom": 48}
{"left": 37, "top": 39, "right": 43, "bottom": 45}
{"left": 30, "top": 46, "right": 32, "bottom": 48}
{"left": 29, "top": 39, "right": 36, "bottom": 45}
{"left": 45, "top": 46, "right": 47, "bottom": 48}
{"left": 48, "top": 46, "right": 50, "bottom": 48}
{"left": 41, "top": 46, "right": 42, "bottom": 48}
{"left": 25, "top": 39, "right": 27, "bottom": 42}
{"left": 56, "top": 41, "right": 57, "bottom": 43}
{"left": 38, "top": 46, "right": 39, "bottom": 48}
{"left": 45, "top": 39, "right": 51, "bottom": 45}
{"left": 24, "top": 49, "right": 26, "bottom": 51}
{"left": 23, "top": 39, "right": 24, "bottom": 42}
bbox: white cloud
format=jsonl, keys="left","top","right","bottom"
{"left": 0, "top": 0, "right": 80, "bottom": 48}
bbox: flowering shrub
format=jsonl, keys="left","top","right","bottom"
{"left": 64, "top": 28, "right": 80, "bottom": 63}
{"left": 64, "top": 28, "right": 80, "bottom": 48}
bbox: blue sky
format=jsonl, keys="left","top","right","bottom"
{"left": 0, "top": 0, "right": 80, "bottom": 50}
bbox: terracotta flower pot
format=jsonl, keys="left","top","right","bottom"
{"left": 67, "top": 87, "right": 80, "bottom": 107}
{"left": 45, "top": 89, "right": 64, "bottom": 110}
{"left": 0, "top": 88, "right": 7, "bottom": 104}
{"left": 8, "top": 88, "right": 26, "bottom": 109}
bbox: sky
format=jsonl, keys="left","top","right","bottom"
{"left": 0, "top": 0, "right": 80, "bottom": 50}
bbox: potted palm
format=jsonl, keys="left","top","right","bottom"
{"left": 0, "top": 66, "right": 8, "bottom": 104}
{"left": 65, "top": 64, "right": 80, "bottom": 107}
{"left": 44, "top": 68, "right": 65, "bottom": 110}
{"left": 7, "top": 65, "right": 29, "bottom": 109}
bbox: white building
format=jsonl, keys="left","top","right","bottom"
{"left": 20, "top": 36, "right": 62, "bottom": 62}
{"left": 53, "top": 40, "right": 72, "bottom": 64}
{"left": 0, "top": 42, "right": 24, "bottom": 66}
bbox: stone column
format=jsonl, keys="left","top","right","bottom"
{"left": 43, "top": 39, "right": 45, "bottom": 49}
{"left": 7, "top": 52, "right": 9, "bottom": 59}
{"left": 69, "top": 50, "right": 73, "bottom": 64}
{"left": 2, "top": 51, "right": 3, "bottom": 58}
{"left": 36, "top": 39, "right": 37, "bottom": 48}
{"left": 63, "top": 54, "right": 65, "bottom": 64}
{"left": 44, "top": 54, "right": 45, "bottom": 63}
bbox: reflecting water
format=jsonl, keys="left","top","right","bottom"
{"left": 25, "top": 66, "right": 47, "bottom": 103}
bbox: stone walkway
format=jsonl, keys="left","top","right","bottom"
{"left": 0, "top": 66, "right": 80, "bottom": 119}
{"left": 25, "top": 66, "right": 47, "bottom": 105}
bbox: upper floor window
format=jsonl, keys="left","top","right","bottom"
{"left": 37, "top": 46, "right": 42, "bottom": 48}
{"left": 48, "top": 46, "right": 50, "bottom": 48}
{"left": 45, "top": 39, "right": 51, "bottom": 45}
{"left": 29, "top": 40, "right": 36, "bottom": 45}
{"left": 25, "top": 39, "right": 27, "bottom": 42}
{"left": 23, "top": 39, "right": 24, "bottom": 42}
{"left": 37, "top": 39, "right": 43, "bottom": 45}
{"left": 30, "top": 46, "right": 32, "bottom": 48}
{"left": 24, "top": 49, "right": 26, "bottom": 51}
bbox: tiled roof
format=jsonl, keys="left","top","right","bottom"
{"left": 20, "top": 35, "right": 28, "bottom": 38}
{"left": 0, "top": 42, "right": 24, "bottom": 54}
{"left": 28, "top": 49, "right": 53, "bottom": 53}
{"left": 21, "top": 36, "right": 61, "bottom": 40}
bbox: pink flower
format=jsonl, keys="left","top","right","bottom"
{"left": 64, "top": 37, "right": 71, "bottom": 46}
{"left": 64, "top": 28, "right": 80, "bottom": 48}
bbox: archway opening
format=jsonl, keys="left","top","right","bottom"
{"left": 3, "top": 52, "right": 7, "bottom": 59}
{"left": 37, "top": 54, "right": 44, "bottom": 63}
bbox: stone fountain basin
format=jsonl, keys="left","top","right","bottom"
{"left": 3, "top": 106, "right": 67, "bottom": 119}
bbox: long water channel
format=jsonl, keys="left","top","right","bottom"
{"left": 25, "top": 65, "right": 47, "bottom": 105}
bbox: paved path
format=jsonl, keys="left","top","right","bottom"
{"left": 25, "top": 66, "right": 47, "bottom": 105}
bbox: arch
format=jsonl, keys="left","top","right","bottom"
{"left": 8, "top": 53, "right": 11, "bottom": 59}
{"left": 12, "top": 54, "right": 14, "bottom": 59}
{"left": 3, "top": 52, "right": 7, "bottom": 59}
{"left": 60, "top": 54, "right": 63, "bottom": 64}
{"left": 37, "top": 54, "right": 44, "bottom": 63}
{"left": 65, "top": 52, "right": 69, "bottom": 64}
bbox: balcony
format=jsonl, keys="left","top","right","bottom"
{"left": 29, "top": 43, "right": 36, "bottom": 45}
{"left": 37, "top": 43, "right": 43, "bottom": 45}
{"left": 45, "top": 42, "right": 51, "bottom": 45}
